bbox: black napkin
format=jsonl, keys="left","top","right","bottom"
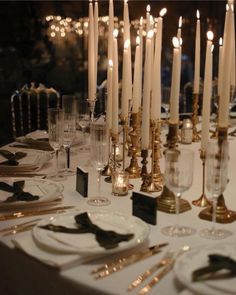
{"left": 39, "top": 212, "right": 134, "bottom": 250}
{"left": 0, "top": 181, "right": 39, "bottom": 202}
{"left": 192, "top": 254, "right": 236, "bottom": 282}
{"left": 0, "top": 150, "right": 27, "bottom": 166}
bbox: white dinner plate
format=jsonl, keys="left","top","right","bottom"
{"left": 0, "top": 179, "right": 63, "bottom": 209}
{"left": 174, "top": 243, "right": 236, "bottom": 295}
{"left": 0, "top": 150, "right": 52, "bottom": 172}
{"left": 33, "top": 210, "right": 150, "bottom": 255}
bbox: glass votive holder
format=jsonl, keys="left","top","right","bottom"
{"left": 112, "top": 171, "right": 129, "bottom": 196}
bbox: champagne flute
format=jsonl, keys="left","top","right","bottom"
{"left": 161, "top": 148, "right": 195, "bottom": 237}
{"left": 199, "top": 140, "right": 232, "bottom": 240}
{"left": 87, "top": 122, "right": 110, "bottom": 206}
{"left": 48, "top": 108, "right": 66, "bottom": 181}
{"left": 62, "top": 113, "right": 76, "bottom": 176}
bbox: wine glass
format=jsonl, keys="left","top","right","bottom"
{"left": 161, "top": 148, "right": 195, "bottom": 237}
{"left": 78, "top": 101, "right": 90, "bottom": 151}
{"left": 199, "top": 140, "right": 232, "bottom": 240}
{"left": 62, "top": 113, "right": 77, "bottom": 176}
{"left": 87, "top": 122, "right": 110, "bottom": 206}
{"left": 47, "top": 108, "right": 66, "bottom": 181}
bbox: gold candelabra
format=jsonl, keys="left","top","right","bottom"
{"left": 141, "top": 120, "right": 163, "bottom": 192}
{"left": 157, "top": 122, "right": 191, "bottom": 213}
{"left": 191, "top": 93, "right": 201, "bottom": 142}
{"left": 199, "top": 126, "right": 236, "bottom": 223}
{"left": 125, "top": 113, "right": 141, "bottom": 179}
{"left": 192, "top": 150, "right": 212, "bottom": 207}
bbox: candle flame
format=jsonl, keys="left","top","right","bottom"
{"left": 108, "top": 59, "right": 113, "bottom": 67}
{"left": 172, "top": 37, "right": 180, "bottom": 48}
{"left": 207, "top": 30, "right": 214, "bottom": 41}
{"left": 136, "top": 36, "right": 140, "bottom": 45}
{"left": 196, "top": 10, "right": 200, "bottom": 19}
{"left": 178, "top": 16, "right": 182, "bottom": 28}
{"left": 160, "top": 8, "right": 167, "bottom": 17}
{"left": 140, "top": 16, "right": 143, "bottom": 25}
{"left": 113, "top": 29, "right": 119, "bottom": 38}
{"left": 124, "top": 39, "right": 130, "bottom": 49}
{"left": 219, "top": 37, "right": 223, "bottom": 46}
{"left": 147, "top": 5, "right": 150, "bottom": 13}
{"left": 147, "top": 30, "right": 154, "bottom": 39}
{"left": 211, "top": 45, "right": 214, "bottom": 52}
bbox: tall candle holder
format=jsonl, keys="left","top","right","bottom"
{"left": 125, "top": 113, "right": 141, "bottom": 179}
{"left": 199, "top": 126, "right": 236, "bottom": 223}
{"left": 101, "top": 131, "right": 113, "bottom": 177}
{"left": 191, "top": 93, "right": 201, "bottom": 142}
{"left": 87, "top": 98, "right": 97, "bottom": 122}
{"left": 144, "top": 120, "right": 163, "bottom": 192}
{"left": 140, "top": 149, "right": 149, "bottom": 191}
{"left": 192, "top": 150, "right": 212, "bottom": 207}
{"left": 157, "top": 122, "right": 191, "bottom": 213}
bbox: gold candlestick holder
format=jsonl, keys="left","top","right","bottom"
{"left": 140, "top": 149, "right": 149, "bottom": 191}
{"left": 120, "top": 116, "right": 128, "bottom": 171}
{"left": 192, "top": 150, "right": 212, "bottom": 207}
{"left": 104, "top": 132, "right": 119, "bottom": 183}
{"left": 199, "top": 126, "right": 236, "bottom": 223}
{"left": 101, "top": 131, "right": 113, "bottom": 177}
{"left": 125, "top": 113, "right": 141, "bottom": 179}
{"left": 157, "top": 122, "right": 191, "bottom": 214}
{"left": 191, "top": 93, "right": 201, "bottom": 142}
{"left": 144, "top": 120, "right": 163, "bottom": 192}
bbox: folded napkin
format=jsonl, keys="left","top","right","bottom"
{"left": 0, "top": 181, "right": 39, "bottom": 202}
{"left": 0, "top": 150, "right": 27, "bottom": 166}
{"left": 192, "top": 254, "right": 236, "bottom": 282}
{"left": 39, "top": 212, "right": 134, "bottom": 250}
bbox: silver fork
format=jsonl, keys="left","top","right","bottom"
{"left": 127, "top": 250, "right": 175, "bottom": 291}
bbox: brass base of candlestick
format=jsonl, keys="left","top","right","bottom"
{"left": 192, "top": 93, "right": 201, "bottom": 142}
{"left": 166, "top": 122, "right": 179, "bottom": 149}
{"left": 199, "top": 194, "right": 236, "bottom": 223}
{"left": 157, "top": 186, "right": 191, "bottom": 214}
{"left": 125, "top": 164, "right": 141, "bottom": 179}
{"left": 192, "top": 193, "right": 212, "bottom": 207}
{"left": 101, "top": 164, "right": 113, "bottom": 176}
{"left": 144, "top": 174, "right": 163, "bottom": 193}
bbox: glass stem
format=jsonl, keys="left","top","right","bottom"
{"left": 55, "top": 149, "right": 59, "bottom": 176}
{"left": 211, "top": 196, "right": 217, "bottom": 232}
{"left": 175, "top": 193, "right": 181, "bottom": 230}
{"left": 97, "top": 170, "right": 101, "bottom": 197}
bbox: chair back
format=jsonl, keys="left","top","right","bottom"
{"left": 11, "top": 83, "right": 60, "bottom": 138}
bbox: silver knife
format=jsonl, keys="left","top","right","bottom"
{"left": 94, "top": 243, "right": 168, "bottom": 279}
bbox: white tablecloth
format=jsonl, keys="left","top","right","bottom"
{"left": 1, "top": 130, "right": 236, "bottom": 295}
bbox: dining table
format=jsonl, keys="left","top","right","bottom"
{"left": 0, "top": 122, "right": 236, "bottom": 295}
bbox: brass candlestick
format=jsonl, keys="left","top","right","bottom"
{"left": 125, "top": 113, "right": 141, "bottom": 179}
{"left": 144, "top": 120, "right": 163, "bottom": 192}
{"left": 191, "top": 93, "right": 201, "bottom": 142}
{"left": 199, "top": 127, "right": 236, "bottom": 223}
{"left": 192, "top": 150, "right": 212, "bottom": 207}
{"left": 140, "top": 149, "right": 149, "bottom": 192}
{"left": 157, "top": 122, "right": 191, "bottom": 214}
{"left": 120, "top": 116, "right": 128, "bottom": 170}
{"left": 101, "top": 131, "right": 113, "bottom": 176}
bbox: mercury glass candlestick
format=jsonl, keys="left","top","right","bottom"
{"left": 191, "top": 93, "right": 201, "bottom": 142}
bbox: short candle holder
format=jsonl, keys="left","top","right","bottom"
{"left": 157, "top": 122, "right": 191, "bottom": 214}
{"left": 144, "top": 120, "right": 163, "bottom": 193}
{"left": 192, "top": 150, "right": 212, "bottom": 207}
{"left": 191, "top": 93, "right": 201, "bottom": 142}
{"left": 125, "top": 113, "right": 141, "bottom": 179}
{"left": 199, "top": 126, "right": 236, "bottom": 223}
{"left": 112, "top": 170, "right": 129, "bottom": 196}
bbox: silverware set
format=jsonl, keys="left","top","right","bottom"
{"left": 0, "top": 218, "right": 41, "bottom": 236}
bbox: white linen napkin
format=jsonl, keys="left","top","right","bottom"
{"left": 12, "top": 234, "right": 94, "bottom": 270}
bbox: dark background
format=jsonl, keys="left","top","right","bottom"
{"left": 0, "top": 0, "right": 228, "bottom": 145}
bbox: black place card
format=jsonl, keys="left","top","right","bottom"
{"left": 131, "top": 191, "right": 157, "bottom": 225}
{"left": 76, "top": 167, "right": 88, "bottom": 198}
